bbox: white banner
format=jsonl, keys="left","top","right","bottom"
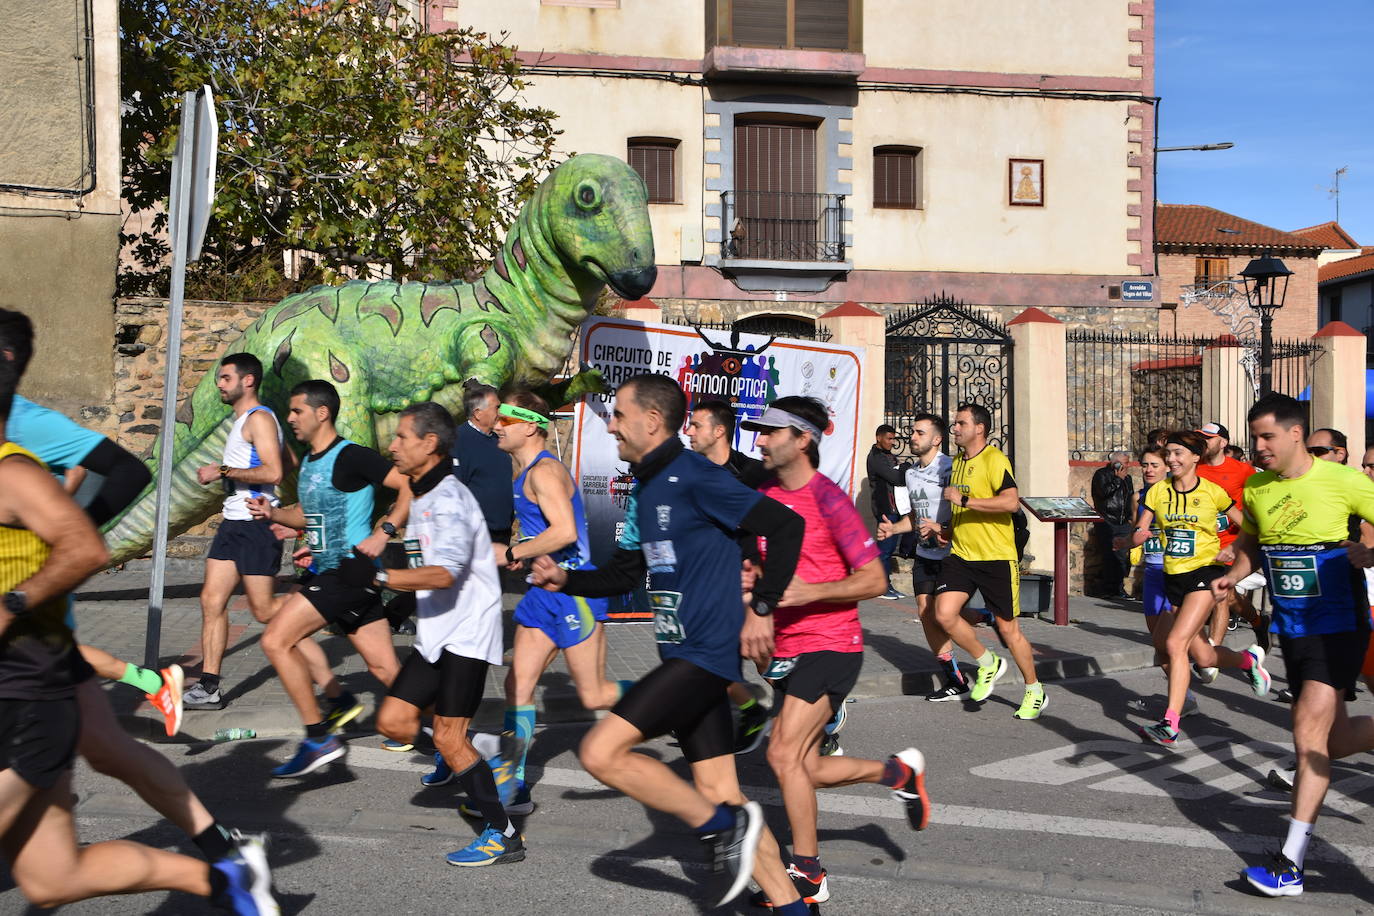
{"left": 570, "top": 317, "right": 865, "bottom": 616}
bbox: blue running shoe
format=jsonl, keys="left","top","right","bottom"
{"left": 210, "top": 833, "right": 280, "bottom": 914}
{"left": 446, "top": 827, "right": 526, "bottom": 867}
{"left": 460, "top": 780, "right": 534, "bottom": 817}
{"left": 381, "top": 736, "right": 414, "bottom": 752}
{"left": 421, "top": 750, "right": 454, "bottom": 788}
{"left": 825, "top": 702, "right": 847, "bottom": 736}
{"left": 1245, "top": 852, "right": 1303, "bottom": 897}
{"left": 271, "top": 735, "right": 345, "bottom": 778}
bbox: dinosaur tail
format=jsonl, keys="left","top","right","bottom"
{"left": 103, "top": 417, "right": 234, "bottom": 566}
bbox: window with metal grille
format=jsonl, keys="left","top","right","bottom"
{"left": 722, "top": 0, "right": 853, "bottom": 51}
{"left": 873, "top": 146, "right": 922, "bottom": 209}
{"left": 627, "top": 138, "right": 678, "bottom": 203}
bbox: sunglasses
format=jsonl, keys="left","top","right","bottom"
{"left": 1307, "top": 446, "right": 1333, "bottom": 456}
{"left": 497, "top": 414, "right": 533, "bottom": 427}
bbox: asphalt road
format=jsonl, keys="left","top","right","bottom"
{"left": 8, "top": 663, "right": 1374, "bottom": 915}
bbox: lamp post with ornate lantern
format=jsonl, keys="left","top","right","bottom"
{"left": 1239, "top": 252, "right": 1293, "bottom": 397}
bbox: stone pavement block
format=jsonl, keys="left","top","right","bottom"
{"left": 74, "top": 559, "right": 1181, "bottom": 739}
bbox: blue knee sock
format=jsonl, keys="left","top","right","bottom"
{"left": 501, "top": 705, "right": 536, "bottom": 783}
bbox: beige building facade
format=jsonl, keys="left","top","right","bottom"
{"left": 0, "top": 0, "right": 122, "bottom": 412}
{"left": 426, "top": 0, "right": 1157, "bottom": 324}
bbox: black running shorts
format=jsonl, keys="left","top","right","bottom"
{"left": 389, "top": 648, "right": 489, "bottom": 719}
{"left": 1163, "top": 565, "right": 1226, "bottom": 609}
{"left": 0, "top": 697, "right": 79, "bottom": 789}
{"left": 1279, "top": 630, "right": 1371, "bottom": 699}
{"left": 612, "top": 658, "right": 732, "bottom": 763}
{"left": 768, "top": 650, "right": 863, "bottom": 714}
{"left": 935, "top": 553, "right": 1020, "bottom": 618}
{"left": 910, "top": 556, "right": 944, "bottom": 596}
{"left": 299, "top": 570, "right": 386, "bottom": 635}
{"left": 207, "top": 518, "right": 282, "bottom": 577}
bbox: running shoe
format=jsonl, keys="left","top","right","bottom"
{"left": 381, "top": 736, "right": 414, "bottom": 752}
{"left": 1267, "top": 767, "right": 1295, "bottom": 791}
{"left": 1139, "top": 719, "right": 1179, "bottom": 747}
{"left": 146, "top": 664, "right": 184, "bottom": 737}
{"left": 210, "top": 832, "right": 280, "bottom": 914}
{"left": 824, "top": 702, "right": 848, "bottom": 736}
{"left": 1191, "top": 661, "right": 1219, "bottom": 685}
{"left": 925, "top": 678, "right": 970, "bottom": 702}
{"left": 819, "top": 734, "right": 844, "bottom": 757}
{"left": 183, "top": 681, "right": 225, "bottom": 710}
{"left": 734, "top": 702, "right": 772, "bottom": 755}
{"left": 1243, "top": 645, "right": 1272, "bottom": 698}
{"left": 880, "top": 587, "right": 904, "bottom": 600}
{"left": 748, "top": 864, "right": 831, "bottom": 907}
{"left": 1012, "top": 687, "right": 1048, "bottom": 720}
{"left": 698, "top": 801, "right": 763, "bottom": 907}
{"left": 891, "top": 747, "right": 930, "bottom": 830}
{"left": 1274, "top": 687, "right": 1295, "bottom": 704}
{"left": 271, "top": 735, "right": 345, "bottom": 778}
{"left": 322, "top": 693, "right": 364, "bottom": 734}
{"left": 968, "top": 655, "right": 1007, "bottom": 703}
{"left": 445, "top": 827, "right": 526, "bottom": 867}
{"left": 1244, "top": 852, "right": 1303, "bottom": 897}
{"left": 459, "top": 780, "right": 535, "bottom": 818}
{"left": 1126, "top": 694, "right": 1200, "bottom": 719}
{"left": 421, "top": 751, "right": 454, "bottom": 788}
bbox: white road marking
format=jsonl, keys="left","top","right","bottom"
{"left": 345, "top": 746, "right": 1374, "bottom": 869}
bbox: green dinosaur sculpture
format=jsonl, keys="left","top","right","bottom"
{"left": 105, "top": 154, "right": 655, "bottom": 563}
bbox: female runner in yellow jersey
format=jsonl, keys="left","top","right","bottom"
{"left": 1122, "top": 431, "right": 1270, "bottom": 745}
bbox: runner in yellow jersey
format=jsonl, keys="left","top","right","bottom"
{"left": 0, "top": 355, "right": 276, "bottom": 913}
{"left": 1212, "top": 395, "right": 1374, "bottom": 897}
{"left": 930, "top": 403, "right": 1045, "bottom": 719}
{"left": 1124, "top": 431, "right": 1269, "bottom": 747}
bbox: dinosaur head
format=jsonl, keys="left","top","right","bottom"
{"left": 543, "top": 154, "right": 657, "bottom": 301}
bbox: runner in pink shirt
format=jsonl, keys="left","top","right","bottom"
{"left": 741, "top": 396, "right": 932, "bottom": 909}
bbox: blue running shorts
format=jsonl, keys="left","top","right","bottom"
{"left": 514, "top": 587, "right": 609, "bottom": 649}
{"left": 1142, "top": 565, "right": 1170, "bottom": 617}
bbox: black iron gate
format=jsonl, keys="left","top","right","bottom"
{"left": 884, "top": 294, "right": 1015, "bottom": 460}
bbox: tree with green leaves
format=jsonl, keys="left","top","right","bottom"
{"left": 120, "top": 0, "right": 561, "bottom": 298}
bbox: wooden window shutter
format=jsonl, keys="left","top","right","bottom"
{"left": 628, "top": 139, "right": 677, "bottom": 203}
{"left": 873, "top": 146, "right": 921, "bottom": 209}
{"left": 794, "top": 0, "right": 849, "bottom": 50}
{"left": 732, "top": 0, "right": 787, "bottom": 47}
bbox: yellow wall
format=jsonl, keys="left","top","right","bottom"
{"left": 866, "top": 0, "right": 1138, "bottom": 76}
{"left": 850, "top": 92, "right": 1136, "bottom": 274}
{"left": 457, "top": 0, "right": 705, "bottom": 60}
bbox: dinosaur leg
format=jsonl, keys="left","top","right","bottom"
{"left": 531, "top": 366, "right": 608, "bottom": 411}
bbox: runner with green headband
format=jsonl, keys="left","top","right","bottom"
{"left": 498, "top": 403, "right": 551, "bottom": 428}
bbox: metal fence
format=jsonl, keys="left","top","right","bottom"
{"left": 720, "top": 190, "right": 846, "bottom": 262}
{"left": 689, "top": 316, "right": 832, "bottom": 342}
{"left": 1066, "top": 330, "right": 1320, "bottom": 461}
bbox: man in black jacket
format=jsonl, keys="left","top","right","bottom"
{"left": 1090, "top": 451, "right": 1134, "bottom": 599}
{"left": 452, "top": 383, "right": 514, "bottom": 544}
{"left": 868, "top": 424, "right": 909, "bottom": 599}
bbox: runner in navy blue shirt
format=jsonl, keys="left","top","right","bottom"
{"left": 530, "top": 373, "right": 811, "bottom": 913}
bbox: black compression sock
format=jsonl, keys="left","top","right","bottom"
{"left": 455, "top": 758, "right": 512, "bottom": 835}
{"left": 192, "top": 822, "right": 234, "bottom": 861}
{"left": 199, "top": 674, "right": 221, "bottom": 692}
{"left": 305, "top": 721, "right": 329, "bottom": 739}
{"left": 207, "top": 864, "right": 228, "bottom": 900}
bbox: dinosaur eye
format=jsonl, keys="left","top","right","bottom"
{"left": 575, "top": 181, "right": 601, "bottom": 211}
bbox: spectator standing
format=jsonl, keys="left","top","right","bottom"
{"left": 453, "top": 383, "right": 514, "bottom": 545}
{"left": 1090, "top": 451, "right": 1134, "bottom": 598}
{"left": 868, "top": 424, "right": 909, "bottom": 600}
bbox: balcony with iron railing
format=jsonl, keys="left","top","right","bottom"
{"left": 720, "top": 190, "right": 846, "bottom": 264}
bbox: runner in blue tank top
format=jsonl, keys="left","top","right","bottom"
{"left": 250, "top": 380, "right": 411, "bottom": 779}
{"left": 424, "top": 391, "right": 624, "bottom": 811}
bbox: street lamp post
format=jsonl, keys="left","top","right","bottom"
{"left": 1239, "top": 251, "right": 1293, "bottom": 397}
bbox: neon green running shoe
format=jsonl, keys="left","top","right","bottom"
{"left": 1013, "top": 686, "right": 1048, "bottom": 720}
{"left": 968, "top": 655, "right": 1007, "bottom": 703}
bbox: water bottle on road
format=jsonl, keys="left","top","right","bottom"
{"left": 212, "top": 728, "right": 256, "bottom": 742}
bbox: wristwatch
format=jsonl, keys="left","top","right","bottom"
{"left": 505, "top": 545, "right": 518, "bottom": 565}
{"left": 750, "top": 597, "right": 773, "bottom": 618}
{"left": 381, "top": 521, "right": 398, "bottom": 537}
{"left": 374, "top": 569, "right": 390, "bottom": 588}
{"left": 218, "top": 465, "right": 231, "bottom": 479}
{"left": 3, "top": 590, "right": 28, "bottom": 617}
{"left": 960, "top": 493, "right": 970, "bottom": 507}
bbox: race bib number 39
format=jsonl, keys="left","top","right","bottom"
{"left": 1271, "top": 556, "right": 1320, "bottom": 598}
{"left": 650, "top": 590, "right": 686, "bottom": 644}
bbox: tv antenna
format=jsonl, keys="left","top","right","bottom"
{"left": 1329, "top": 166, "right": 1349, "bottom": 222}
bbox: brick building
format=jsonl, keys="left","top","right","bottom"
{"left": 1155, "top": 204, "right": 1324, "bottom": 340}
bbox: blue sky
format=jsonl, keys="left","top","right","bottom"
{"left": 1156, "top": 1, "right": 1374, "bottom": 245}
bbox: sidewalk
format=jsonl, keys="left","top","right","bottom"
{"left": 77, "top": 557, "right": 1182, "bottom": 741}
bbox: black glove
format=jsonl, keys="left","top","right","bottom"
{"left": 337, "top": 553, "right": 379, "bottom": 589}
